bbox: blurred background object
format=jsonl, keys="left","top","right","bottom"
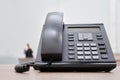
{"left": 24, "top": 43, "right": 33, "bottom": 58}
{"left": 18, "top": 43, "right": 34, "bottom": 64}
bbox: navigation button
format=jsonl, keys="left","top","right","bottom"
{"left": 78, "top": 33, "right": 84, "bottom": 41}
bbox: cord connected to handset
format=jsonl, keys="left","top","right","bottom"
{"left": 15, "top": 62, "right": 36, "bottom": 73}
{"left": 14, "top": 61, "right": 53, "bottom": 73}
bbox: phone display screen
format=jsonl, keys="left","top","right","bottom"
{"left": 68, "top": 27, "right": 100, "bottom": 32}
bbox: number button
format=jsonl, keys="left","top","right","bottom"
{"left": 93, "top": 56, "right": 99, "bottom": 60}
{"left": 76, "top": 43, "right": 83, "bottom": 47}
{"left": 91, "top": 47, "right": 97, "bottom": 51}
{"left": 84, "top": 47, "right": 90, "bottom": 51}
{"left": 77, "top": 47, "right": 83, "bottom": 51}
{"left": 90, "top": 43, "right": 97, "bottom": 46}
{"left": 77, "top": 56, "right": 84, "bottom": 60}
{"left": 84, "top": 51, "right": 91, "bottom": 55}
{"left": 84, "top": 43, "right": 89, "bottom": 47}
{"left": 77, "top": 51, "right": 84, "bottom": 55}
{"left": 92, "top": 51, "right": 98, "bottom": 55}
{"left": 85, "top": 56, "right": 91, "bottom": 60}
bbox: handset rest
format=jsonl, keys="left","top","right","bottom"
{"left": 41, "top": 12, "right": 63, "bottom": 61}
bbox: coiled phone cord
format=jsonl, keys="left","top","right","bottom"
{"left": 15, "top": 60, "right": 53, "bottom": 73}
{"left": 14, "top": 62, "right": 34, "bottom": 73}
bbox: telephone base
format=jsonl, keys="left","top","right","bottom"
{"left": 34, "top": 62, "right": 116, "bottom": 72}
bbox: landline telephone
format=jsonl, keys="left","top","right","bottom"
{"left": 15, "top": 12, "right": 116, "bottom": 73}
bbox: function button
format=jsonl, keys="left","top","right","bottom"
{"left": 87, "top": 33, "right": 93, "bottom": 41}
{"left": 84, "top": 47, "right": 90, "bottom": 51}
{"left": 84, "top": 43, "right": 89, "bottom": 47}
{"left": 83, "top": 33, "right": 88, "bottom": 40}
{"left": 96, "top": 34, "right": 102, "bottom": 37}
{"left": 68, "top": 55, "right": 75, "bottom": 59}
{"left": 85, "top": 56, "right": 91, "bottom": 60}
{"left": 78, "top": 33, "right": 84, "bottom": 41}
{"left": 97, "top": 37, "right": 103, "bottom": 40}
{"left": 68, "top": 47, "right": 74, "bottom": 50}
{"left": 84, "top": 51, "right": 91, "bottom": 55}
{"left": 77, "top": 51, "right": 84, "bottom": 55}
{"left": 68, "top": 51, "right": 74, "bottom": 54}
{"left": 68, "top": 43, "right": 74, "bottom": 46}
{"left": 68, "top": 33, "right": 74, "bottom": 36}
{"left": 91, "top": 47, "right": 97, "bottom": 51}
{"left": 76, "top": 43, "right": 83, "bottom": 47}
{"left": 78, "top": 33, "right": 93, "bottom": 41}
{"left": 68, "top": 38, "right": 74, "bottom": 41}
{"left": 68, "top": 36, "right": 74, "bottom": 38}
{"left": 93, "top": 55, "right": 99, "bottom": 60}
{"left": 101, "top": 54, "right": 108, "bottom": 59}
{"left": 90, "top": 43, "right": 97, "bottom": 46}
{"left": 100, "top": 50, "right": 107, "bottom": 54}
{"left": 77, "top": 56, "right": 84, "bottom": 60}
{"left": 92, "top": 51, "right": 98, "bottom": 55}
{"left": 99, "top": 46, "right": 106, "bottom": 50}
{"left": 83, "top": 33, "right": 93, "bottom": 40}
{"left": 98, "top": 42, "right": 105, "bottom": 46}
{"left": 77, "top": 47, "right": 83, "bottom": 51}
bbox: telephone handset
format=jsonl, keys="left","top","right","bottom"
{"left": 41, "top": 12, "right": 63, "bottom": 61}
{"left": 15, "top": 12, "right": 116, "bottom": 73}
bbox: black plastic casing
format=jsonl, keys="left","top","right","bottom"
{"left": 35, "top": 23, "right": 116, "bottom": 72}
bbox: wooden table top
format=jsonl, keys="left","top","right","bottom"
{"left": 0, "top": 54, "right": 119, "bottom": 80}
{"left": 0, "top": 65, "right": 119, "bottom": 80}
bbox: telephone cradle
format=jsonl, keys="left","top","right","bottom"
{"left": 15, "top": 12, "right": 116, "bottom": 73}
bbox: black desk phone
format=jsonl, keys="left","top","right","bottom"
{"left": 15, "top": 12, "right": 116, "bottom": 73}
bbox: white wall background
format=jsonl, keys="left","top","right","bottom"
{"left": 116, "top": 0, "right": 120, "bottom": 53}
{"left": 0, "top": 0, "right": 119, "bottom": 63}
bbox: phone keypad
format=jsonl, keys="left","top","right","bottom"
{"left": 67, "top": 33, "right": 108, "bottom": 61}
